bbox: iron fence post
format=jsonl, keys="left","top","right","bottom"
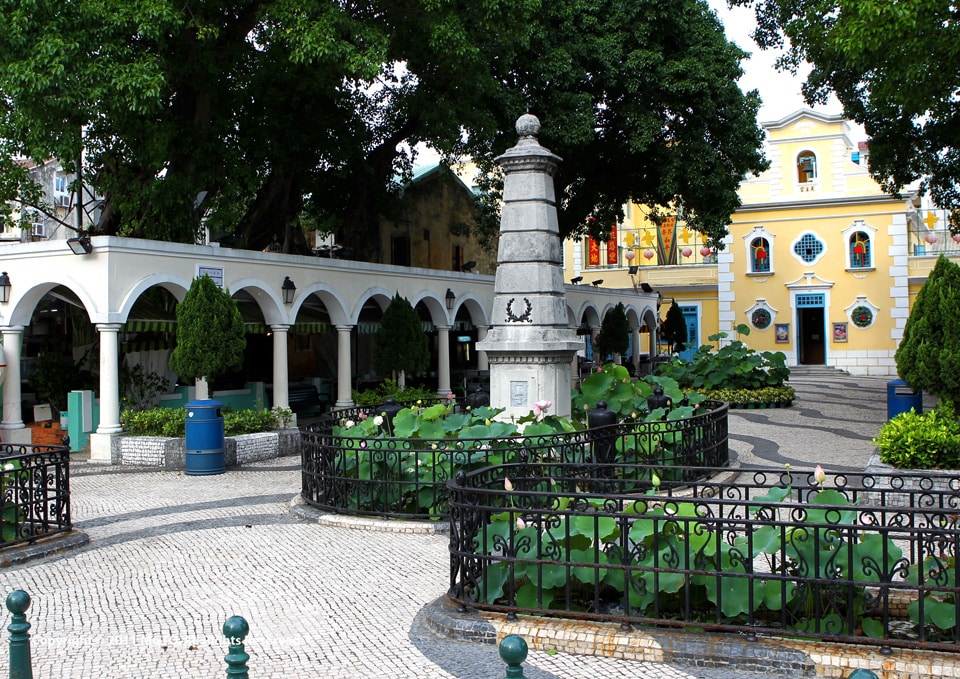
{"left": 223, "top": 615, "right": 250, "bottom": 678}
{"left": 499, "top": 634, "right": 527, "bottom": 678}
{"left": 6, "top": 590, "right": 32, "bottom": 679}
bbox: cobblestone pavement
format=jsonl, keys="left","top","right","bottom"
{"left": 0, "top": 374, "right": 896, "bottom": 678}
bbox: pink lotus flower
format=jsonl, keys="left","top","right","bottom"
{"left": 533, "top": 400, "right": 552, "bottom": 416}
{"left": 504, "top": 477, "right": 514, "bottom": 492}
{"left": 814, "top": 464, "right": 826, "bottom": 486}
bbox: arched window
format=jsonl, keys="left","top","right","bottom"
{"left": 849, "top": 231, "right": 871, "bottom": 268}
{"left": 750, "top": 237, "right": 771, "bottom": 273}
{"left": 797, "top": 151, "right": 817, "bottom": 183}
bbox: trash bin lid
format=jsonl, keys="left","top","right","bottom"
{"left": 186, "top": 399, "right": 224, "bottom": 407}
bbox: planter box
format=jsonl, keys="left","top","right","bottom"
{"left": 861, "top": 452, "right": 960, "bottom": 508}
{"left": 112, "top": 429, "right": 301, "bottom": 470}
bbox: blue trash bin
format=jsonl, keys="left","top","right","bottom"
{"left": 185, "top": 399, "right": 225, "bottom": 475}
{"left": 886, "top": 379, "right": 923, "bottom": 420}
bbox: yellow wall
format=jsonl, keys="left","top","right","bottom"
{"left": 561, "top": 109, "right": 948, "bottom": 375}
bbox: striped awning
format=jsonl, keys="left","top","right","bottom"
{"left": 122, "top": 320, "right": 176, "bottom": 333}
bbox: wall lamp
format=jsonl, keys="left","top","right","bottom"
{"left": 640, "top": 282, "right": 654, "bottom": 293}
{"left": 67, "top": 236, "right": 93, "bottom": 255}
{"left": 591, "top": 279, "right": 604, "bottom": 287}
{"left": 628, "top": 266, "right": 639, "bottom": 275}
{"left": 281, "top": 276, "right": 296, "bottom": 304}
{"left": 570, "top": 276, "right": 583, "bottom": 284}
{"left": 445, "top": 288, "right": 456, "bottom": 311}
{"left": 0, "top": 272, "right": 10, "bottom": 303}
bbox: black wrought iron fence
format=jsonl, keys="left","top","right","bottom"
{"left": 447, "top": 463, "right": 960, "bottom": 652}
{"left": 0, "top": 443, "right": 71, "bottom": 547}
{"left": 300, "top": 403, "right": 728, "bottom": 519}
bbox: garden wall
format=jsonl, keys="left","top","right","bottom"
{"left": 111, "top": 429, "right": 301, "bottom": 470}
{"left": 862, "top": 452, "right": 960, "bottom": 507}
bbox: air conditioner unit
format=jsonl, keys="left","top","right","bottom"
{"left": 55, "top": 195, "right": 71, "bottom": 208}
{"left": 31, "top": 222, "right": 45, "bottom": 238}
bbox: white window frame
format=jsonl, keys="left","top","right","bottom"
{"left": 842, "top": 220, "right": 876, "bottom": 272}
{"left": 743, "top": 225, "right": 775, "bottom": 276}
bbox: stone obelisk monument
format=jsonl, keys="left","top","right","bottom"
{"left": 477, "top": 114, "right": 581, "bottom": 418}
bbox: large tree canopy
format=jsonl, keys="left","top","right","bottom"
{"left": 0, "top": 0, "right": 766, "bottom": 257}
{"left": 733, "top": 0, "right": 960, "bottom": 222}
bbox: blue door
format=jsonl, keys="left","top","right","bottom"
{"left": 678, "top": 307, "right": 699, "bottom": 362}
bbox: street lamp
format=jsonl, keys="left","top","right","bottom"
{"left": 0, "top": 272, "right": 11, "bottom": 303}
{"left": 281, "top": 276, "right": 296, "bottom": 304}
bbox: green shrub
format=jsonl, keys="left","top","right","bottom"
{"left": 122, "top": 407, "right": 282, "bottom": 437}
{"left": 352, "top": 379, "right": 438, "bottom": 407}
{"left": 875, "top": 406, "right": 960, "bottom": 469}
{"left": 696, "top": 385, "right": 795, "bottom": 406}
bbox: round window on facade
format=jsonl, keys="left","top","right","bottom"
{"left": 751, "top": 308, "right": 772, "bottom": 329}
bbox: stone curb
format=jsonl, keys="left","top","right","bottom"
{"left": 422, "top": 599, "right": 960, "bottom": 679}
{"left": 0, "top": 531, "right": 90, "bottom": 568}
{"left": 288, "top": 495, "right": 449, "bottom": 534}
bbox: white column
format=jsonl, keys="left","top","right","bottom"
{"left": 436, "top": 325, "right": 452, "bottom": 398}
{"left": 271, "top": 324, "right": 290, "bottom": 409}
{"left": 1, "top": 327, "right": 28, "bottom": 443}
{"left": 476, "top": 327, "right": 489, "bottom": 371}
{"left": 96, "top": 323, "right": 123, "bottom": 434}
{"left": 335, "top": 325, "right": 354, "bottom": 408}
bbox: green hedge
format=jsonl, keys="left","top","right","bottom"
{"left": 122, "top": 406, "right": 286, "bottom": 437}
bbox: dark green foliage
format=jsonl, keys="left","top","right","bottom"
{"left": 0, "top": 0, "right": 766, "bottom": 254}
{"left": 735, "top": 0, "right": 960, "bottom": 221}
{"left": 657, "top": 324, "right": 790, "bottom": 391}
{"left": 119, "top": 363, "right": 171, "bottom": 411}
{"left": 373, "top": 294, "right": 430, "bottom": 381}
{"left": 896, "top": 255, "right": 960, "bottom": 410}
{"left": 352, "top": 379, "right": 437, "bottom": 407}
{"left": 28, "top": 345, "right": 97, "bottom": 411}
{"left": 595, "top": 303, "right": 629, "bottom": 361}
{"left": 661, "top": 303, "right": 688, "bottom": 354}
{"left": 169, "top": 275, "right": 246, "bottom": 385}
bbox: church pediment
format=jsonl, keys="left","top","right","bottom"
{"left": 785, "top": 272, "right": 835, "bottom": 289}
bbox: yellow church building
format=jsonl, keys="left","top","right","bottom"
{"left": 565, "top": 109, "right": 960, "bottom": 376}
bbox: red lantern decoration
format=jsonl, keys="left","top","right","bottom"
{"left": 925, "top": 232, "right": 938, "bottom": 244}
{"left": 624, "top": 250, "right": 636, "bottom": 261}
{"left": 700, "top": 246, "right": 712, "bottom": 257}
{"left": 953, "top": 233, "right": 960, "bottom": 243}
{"left": 681, "top": 247, "right": 693, "bottom": 258}
{"left": 643, "top": 249, "right": 655, "bottom": 260}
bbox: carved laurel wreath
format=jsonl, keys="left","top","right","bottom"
{"left": 505, "top": 297, "right": 533, "bottom": 323}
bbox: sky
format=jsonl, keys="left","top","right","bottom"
{"left": 707, "top": 0, "right": 846, "bottom": 123}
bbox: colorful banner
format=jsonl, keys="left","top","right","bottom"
{"left": 656, "top": 216, "right": 677, "bottom": 265}
{"left": 588, "top": 238, "right": 600, "bottom": 266}
{"left": 606, "top": 224, "right": 618, "bottom": 265}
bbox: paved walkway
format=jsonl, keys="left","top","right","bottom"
{"left": 0, "top": 373, "right": 901, "bottom": 677}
